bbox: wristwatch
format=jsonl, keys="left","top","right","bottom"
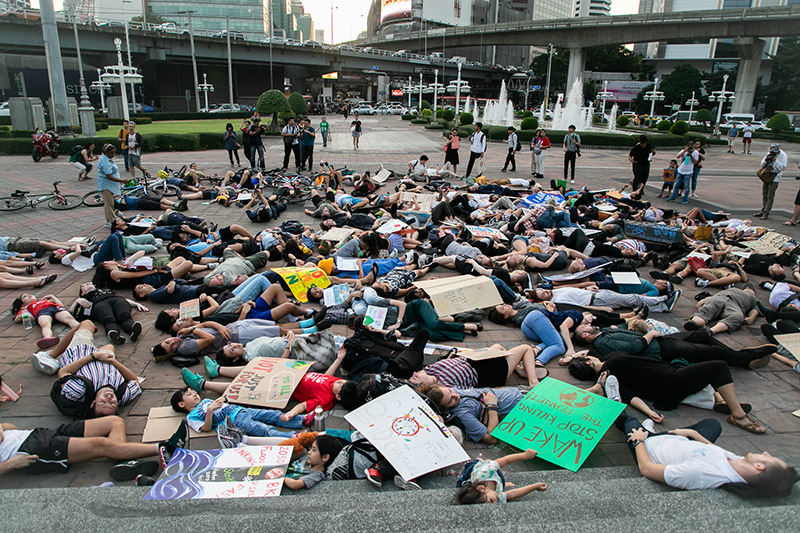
{"left": 631, "top": 439, "right": 641, "bottom": 447}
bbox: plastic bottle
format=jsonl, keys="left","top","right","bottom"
{"left": 21, "top": 310, "right": 33, "bottom": 330}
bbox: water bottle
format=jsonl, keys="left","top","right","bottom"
{"left": 21, "top": 310, "right": 33, "bottom": 330}
{"left": 313, "top": 405, "right": 326, "bottom": 433}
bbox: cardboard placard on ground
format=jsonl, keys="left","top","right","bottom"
{"left": 336, "top": 257, "right": 359, "bottom": 272}
{"left": 623, "top": 220, "right": 683, "bottom": 244}
{"left": 223, "top": 357, "right": 313, "bottom": 408}
{"left": 271, "top": 266, "right": 331, "bottom": 303}
{"left": 401, "top": 192, "right": 435, "bottom": 210}
{"left": 142, "top": 406, "right": 214, "bottom": 443}
{"left": 743, "top": 232, "right": 791, "bottom": 255}
{"left": 466, "top": 225, "right": 508, "bottom": 240}
{"left": 320, "top": 227, "right": 353, "bottom": 243}
{"left": 377, "top": 219, "right": 409, "bottom": 234}
{"left": 774, "top": 333, "right": 800, "bottom": 360}
{"left": 143, "top": 445, "right": 292, "bottom": 500}
{"left": 179, "top": 298, "right": 200, "bottom": 320}
{"left": 323, "top": 284, "right": 350, "bottom": 307}
{"left": 345, "top": 386, "right": 469, "bottom": 481}
{"left": 611, "top": 271, "right": 641, "bottom": 285}
{"left": 457, "top": 347, "right": 513, "bottom": 361}
{"left": 364, "top": 305, "right": 387, "bottom": 330}
{"left": 414, "top": 275, "right": 503, "bottom": 316}
{"left": 491, "top": 377, "right": 625, "bottom": 472}
{"left": 373, "top": 168, "right": 391, "bottom": 184}
{"left": 545, "top": 262, "right": 610, "bottom": 282}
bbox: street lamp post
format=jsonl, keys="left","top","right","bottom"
{"left": 418, "top": 72, "right": 423, "bottom": 112}
{"left": 179, "top": 11, "right": 201, "bottom": 112}
{"left": 709, "top": 74, "right": 735, "bottom": 136}
{"left": 643, "top": 77, "right": 665, "bottom": 127}
{"left": 432, "top": 69, "right": 439, "bottom": 115}
{"left": 114, "top": 38, "right": 130, "bottom": 121}
{"left": 405, "top": 76, "right": 413, "bottom": 109}
{"left": 597, "top": 80, "right": 614, "bottom": 118}
{"left": 455, "top": 62, "right": 462, "bottom": 115}
{"left": 198, "top": 73, "right": 214, "bottom": 111}
{"left": 121, "top": 0, "right": 136, "bottom": 112}
{"left": 91, "top": 68, "right": 111, "bottom": 113}
{"left": 685, "top": 91, "right": 699, "bottom": 124}
{"left": 226, "top": 16, "right": 234, "bottom": 108}
{"left": 543, "top": 43, "right": 556, "bottom": 114}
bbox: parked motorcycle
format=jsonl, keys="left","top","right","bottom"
{"left": 32, "top": 129, "right": 60, "bottom": 162}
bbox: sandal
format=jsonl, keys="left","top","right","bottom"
{"left": 727, "top": 414, "right": 766, "bottom": 434}
{"left": 713, "top": 402, "right": 751, "bottom": 415}
{"left": 534, "top": 364, "right": 549, "bottom": 381}
{"left": 784, "top": 220, "right": 797, "bottom": 226}
{"left": 35, "top": 261, "right": 44, "bottom": 270}
{"left": 25, "top": 265, "right": 33, "bottom": 275}
{"left": 38, "top": 274, "right": 57, "bottom": 287}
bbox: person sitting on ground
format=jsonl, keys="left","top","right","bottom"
{"left": 617, "top": 412, "right": 797, "bottom": 497}
{"left": 686, "top": 284, "right": 760, "bottom": 335}
{"left": 454, "top": 449, "right": 547, "bottom": 504}
{"left": 408, "top": 155, "right": 429, "bottom": 179}
{"left": 12, "top": 293, "right": 79, "bottom": 350}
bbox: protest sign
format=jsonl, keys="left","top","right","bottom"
{"left": 545, "top": 262, "right": 610, "bottom": 282}
{"left": 235, "top": 191, "right": 252, "bottom": 202}
{"left": 623, "top": 220, "right": 683, "bottom": 244}
{"left": 774, "top": 333, "right": 800, "bottom": 360}
{"left": 457, "top": 347, "right": 512, "bottom": 361}
{"left": 491, "top": 377, "right": 625, "bottom": 472}
{"left": 320, "top": 227, "right": 353, "bottom": 243}
{"left": 377, "top": 219, "right": 409, "bottom": 235}
{"left": 143, "top": 445, "right": 292, "bottom": 500}
{"left": 743, "top": 232, "right": 791, "bottom": 255}
{"left": 336, "top": 257, "right": 359, "bottom": 272}
{"left": 414, "top": 275, "right": 502, "bottom": 316}
{"left": 466, "top": 225, "right": 508, "bottom": 240}
{"left": 520, "top": 191, "right": 565, "bottom": 207}
{"left": 374, "top": 168, "right": 391, "bottom": 184}
{"left": 223, "top": 357, "right": 312, "bottom": 408}
{"left": 323, "top": 284, "right": 350, "bottom": 307}
{"left": 611, "top": 271, "right": 641, "bottom": 285}
{"left": 142, "top": 406, "right": 213, "bottom": 443}
{"left": 271, "top": 266, "right": 331, "bottom": 302}
{"left": 179, "top": 298, "right": 200, "bottom": 320}
{"left": 345, "top": 386, "right": 469, "bottom": 481}
{"left": 400, "top": 192, "right": 435, "bottom": 210}
{"left": 364, "top": 305, "right": 387, "bottom": 329}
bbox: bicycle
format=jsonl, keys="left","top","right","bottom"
{"left": 0, "top": 181, "right": 82, "bottom": 211}
{"left": 82, "top": 175, "right": 179, "bottom": 207}
{"left": 261, "top": 173, "right": 313, "bottom": 203}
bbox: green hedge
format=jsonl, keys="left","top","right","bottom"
{"left": 459, "top": 112, "right": 473, "bottom": 125}
{"left": 0, "top": 116, "right": 10, "bottom": 125}
{"left": 670, "top": 120, "right": 689, "bottom": 136}
{"left": 104, "top": 117, "right": 153, "bottom": 125}
{"left": 133, "top": 111, "right": 251, "bottom": 122}
{"left": 521, "top": 117, "right": 539, "bottom": 130}
{"left": 0, "top": 126, "right": 9, "bottom": 132}
{"left": 410, "top": 118, "right": 428, "bottom": 125}
{"left": 401, "top": 114, "right": 415, "bottom": 120}
{"left": 424, "top": 123, "right": 444, "bottom": 130}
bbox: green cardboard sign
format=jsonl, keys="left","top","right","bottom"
{"left": 490, "top": 377, "right": 625, "bottom": 472}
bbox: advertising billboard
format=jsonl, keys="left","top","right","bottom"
{"left": 605, "top": 81, "right": 652, "bottom": 103}
{"left": 381, "top": 0, "right": 413, "bottom": 25}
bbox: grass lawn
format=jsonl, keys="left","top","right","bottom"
{"left": 134, "top": 118, "right": 272, "bottom": 135}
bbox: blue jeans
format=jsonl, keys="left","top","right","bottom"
{"left": 669, "top": 172, "right": 691, "bottom": 202}
{"left": 92, "top": 233, "right": 126, "bottom": 266}
{"left": 536, "top": 207, "right": 576, "bottom": 229}
{"left": 691, "top": 167, "right": 701, "bottom": 193}
{"left": 233, "top": 408, "right": 304, "bottom": 437}
{"left": 232, "top": 274, "right": 271, "bottom": 302}
{"left": 616, "top": 412, "right": 722, "bottom": 458}
{"left": 520, "top": 310, "right": 565, "bottom": 364}
{"left": 491, "top": 276, "right": 517, "bottom": 304}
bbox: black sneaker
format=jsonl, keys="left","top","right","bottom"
{"left": 315, "top": 318, "right": 333, "bottom": 331}
{"left": 134, "top": 474, "right": 157, "bottom": 487}
{"left": 312, "top": 305, "right": 328, "bottom": 324}
{"left": 108, "top": 330, "right": 125, "bottom": 345}
{"left": 158, "top": 444, "right": 177, "bottom": 470}
{"left": 649, "top": 270, "right": 668, "bottom": 280}
{"left": 664, "top": 290, "right": 681, "bottom": 312}
{"left": 130, "top": 321, "right": 143, "bottom": 342}
{"left": 167, "top": 420, "right": 189, "bottom": 450}
{"left": 109, "top": 459, "right": 159, "bottom": 481}
{"left": 668, "top": 275, "right": 684, "bottom": 285}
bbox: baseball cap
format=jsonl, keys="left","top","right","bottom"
{"left": 769, "top": 143, "right": 780, "bottom": 153}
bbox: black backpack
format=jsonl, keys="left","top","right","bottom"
{"left": 354, "top": 374, "right": 460, "bottom": 428}
{"left": 50, "top": 375, "right": 126, "bottom": 419}
{"left": 280, "top": 220, "right": 304, "bottom": 235}
{"left": 327, "top": 438, "right": 378, "bottom": 480}
{"left": 515, "top": 136, "right": 522, "bottom": 152}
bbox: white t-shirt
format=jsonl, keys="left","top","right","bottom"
{"left": 470, "top": 131, "right": 486, "bottom": 154}
{"left": 0, "top": 429, "right": 33, "bottom": 463}
{"left": 742, "top": 125, "right": 755, "bottom": 138}
{"left": 551, "top": 287, "right": 593, "bottom": 306}
{"left": 508, "top": 177, "right": 529, "bottom": 187}
{"left": 769, "top": 282, "right": 800, "bottom": 309}
{"left": 410, "top": 160, "right": 427, "bottom": 175}
{"left": 677, "top": 150, "right": 699, "bottom": 175}
{"left": 62, "top": 253, "right": 95, "bottom": 272}
{"left": 644, "top": 434, "right": 745, "bottom": 490}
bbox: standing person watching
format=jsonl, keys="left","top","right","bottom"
{"left": 299, "top": 118, "right": 316, "bottom": 171}
{"left": 464, "top": 122, "right": 487, "bottom": 178}
{"left": 223, "top": 123, "right": 240, "bottom": 167}
{"left": 97, "top": 144, "right": 129, "bottom": 229}
{"left": 319, "top": 116, "right": 330, "bottom": 147}
{"left": 240, "top": 119, "right": 253, "bottom": 168}
{"left": 281, "top": 117, "right": 301, "bottom": 171}
{"left": 444, "top": 127, "right": 460, "bottom": 175}
{"left": 742, "top": 120, "right": 755, "bottom": 155}
{"left": 531, "top": 129, "right": 550, "bottom": 179}
{"left": 501, "top": 126, "right": 518, "bottom": 173}
{"left": 562, "top": 124, "right": 581, "bottom": 184}
{"left": 755, "top": 143, "right": 788, "bottom": 221}
{"left": 350, "top": 112, "right": 362, "bottom": 150}
{"left": 117, "top": 119, "right": 129, "bottom": 173}
{"left": 249, "top": 118, "right": 266, "bottom": 171}
{"left": 628, "top": 135, "right": 655, "bottom": 193}
{"left": 668, "top": 141, "right": 698, "bottom": 204}
{"left": 125, "top": 122, "right": 147, "bottom": 180}
{"left": 726, "top": 123, "right": 739, "bottom": 153}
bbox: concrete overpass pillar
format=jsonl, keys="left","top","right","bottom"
{"left": 566, "top": 47, "right": 586, "bottom": 93}
{"left": 731, "top": 37, "right": 765, "bottom": 115}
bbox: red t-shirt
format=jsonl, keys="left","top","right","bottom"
{"left": 18, "top": 300, "right": 59, "bottom": 319}
{"left": 291, "top": 372, "right": 343, "bottom": 413}
{"left": 534, "top": 137, "right": 551, "bottom": 149}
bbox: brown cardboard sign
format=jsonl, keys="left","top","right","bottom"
{"left": 414, "top": 275, "right": 502, "bottom": 316}
{"left": 223, "top": 357, "right": 313, "bottom": 408}
{"left": 141, "top": 406, "right": 214, "bottom": 443}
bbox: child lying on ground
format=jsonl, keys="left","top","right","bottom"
{"left": 454, "top": 449, "right": 547, "bottom": 504}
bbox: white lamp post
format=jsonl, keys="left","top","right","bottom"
{"left": 121, "top": 0, "right": 136, "bottom": 112}
{"left": 198, "top": 73, "right": 215, "bottom": 111}
{"left": 643, "top": 77, "right": 665, "bottom": 127}
{"left": 114, "top": 38, "right": 130, "bottom": 121}
{"left": 418, "top": 72, "right": 423, "bottom": 112}
{"left": 685, "top": 91, "right": 699, "bottom": 124}
{"left": 455, "top": 62, "right": 462, "bottom": 115}
{"left": 90, "top": 68, "right": 112, "bottom": 113}
{"left": 431, "top": 69, "right": 442, "bottom": 115}
{"left": 404, "top": 76, "right": 413, "bottom": 109}
{"left": 709, "top": 74, "right": 735, "bottom": 136}
{"left": 597, "top": 80, "right": 614, "bottom": 118}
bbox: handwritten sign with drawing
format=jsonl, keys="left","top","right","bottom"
{"left": 743, "top": 232, "right": 791, "bottom": 255}
{"left": 323, "top": 284, "right": 350, "bottom": 307}
{"left": 414, "top": 275, "right": 502, "bottom": 316}
{"left": 491, "top": 377, "right": 625, "bottom": 472}
{"left": 466, "top": 225, "right": 508, "bottom": 240}
{"left": 623, "top": 220, "right": 682, "bottom": 244}
{"left": 320, "top": 227, "right": 353, "bottom": 243}
{"left": 345, "top": 385, "right": 469, "bottom": 481}
{"left": 143, "top": 445, "right": 292, "bottom": 500}
{"left": 223, "top": 357, "right": 312, "bottom": 408}
{"left": 179, "top": 298, "right": 200, "bottom": 320}
{"left": 272, "top": 266, "right": 331, "bottom": 303}
{"left": 364, "top": 305, "right": 387, "bottom": 330}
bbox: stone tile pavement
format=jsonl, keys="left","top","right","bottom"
{"left": 0, "top": 116, "right": 798, "bottom": 488}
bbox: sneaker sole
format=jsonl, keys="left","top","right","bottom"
{"left": 130, "top": 322, "right": 143, "bottom": 342}
{"left": 109, "top": 460, "right": 159, "bottom": 482}
{"left": 394, "top": 476, "right": 421, "bottom": 491}
{"left": 748, "top": 354, "right": 772, "bottom": 369}
{"left": 30, "top": 354, "right": 58, "bottom": 375}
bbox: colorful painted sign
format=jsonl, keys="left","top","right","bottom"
{"left": 143, "top": 445, "right": 292, "bottom": 500}
{"left": 223, "top": 357, "right": 312, "bottom": 409}
{"left": 272, "top": 266, "right": 331, "bottom": 303}
{"left": 491, "top": 377, "right": 625, "bottom": 472}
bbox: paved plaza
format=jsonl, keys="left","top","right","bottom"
{"left": 0, "top": 116, "right": 798, "bottom": 491}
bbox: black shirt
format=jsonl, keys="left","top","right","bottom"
{"left": 351, "top": 120, "right": 362, "bottom": 133}
{"left": 743, "top": 253, "right": 774, "bottom": 277}
{"left": 629, "top": 143, "right": 654, "bottom": 166}
{"left": 248, "top": 124, "right": 264, "bottom": 147}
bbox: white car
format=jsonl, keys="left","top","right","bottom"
{"left": 212, "top": 30, "right": 245, "bottom": 40}
{"left": 352, "top": 105, "right": 376, "bottom": 116}
{"left": 381, "top": 104, "right": 406, "bottom": 115}
{"left": 0, "top": 102, "right": 9, "bottom": 116}
{"left": 155, "top": 22, "right": 187, "bottom": 34}
{"left": 209, "top": 104, "right": 241, "bottom": 113}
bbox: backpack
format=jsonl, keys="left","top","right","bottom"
{"left": 327, "top": 437, "right": 378, "bottom": 480}
{"left": 69, "top": 145, "right": 83, "bottom": 162}
{"left": 515, "top": 136, "right": 522, "bottom": 152}
{"left": 280, "top": 220, "right": 304, "bottom": 235}
{"left": 50, "top": 375, "right": 126, "bottom": 419}
{"left": 353, "top": 373, "right": 459, "bottom": 428}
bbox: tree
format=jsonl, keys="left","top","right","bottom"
{"left": 288, "top": 92, "right": 307, "bottom": 116}
{"left": 766, "top": 113, "right": 791, "bottom": 132}
{"left": 761, "top": 38, "right": 800, "bottom": 115}
{"left": 256, "top": 90, "right": 290, "bottom": 132}
{"left": 659, "top": 63, "right": 703, "bottom": 107}
{"left": 131, "top": 14, "right": 165, "bottom": 25}
{"left": 695, "top": 109, "right": 714, "bottom": 124}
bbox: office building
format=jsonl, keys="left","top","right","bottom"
{"left": 146, "top": 0, "right": 270, "bottom": 37}
{"left": 574, "top": 0, "right": 612, "bottom": 17}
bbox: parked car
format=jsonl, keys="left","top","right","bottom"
{"left": 155, "top": 22, "right": 187, "bottom": 34}
{"left": 0, "top": 102, "right": 9, "bottom": 117}
{"left": 212, "top": 30, "right": 245, "bottom": 40}
{"left": 261, "top": 36, "right": 285, "bottom": 45}
{"left": 127, "top": 103, "right": 154, "bottom": 112}
{"left": 209, "top": 104, "right": 242, "bottom": 113}
{"left": 384, "top": 104, "right": 406, "bottom": 115}
{"left": 352, "top": 104, "right": 376, "bottom": 116}
{"left": 303, "top": 40, "right": 325, "bottom": 48}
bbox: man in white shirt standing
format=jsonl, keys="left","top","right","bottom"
{"left": 741, "top": 120, "right": 756, "bottom": 154}
{"left": 501, "top": 126, "right": 519, "bottom": 172}
{"left": 755, "top": 143, "right": 789, "bottom": 220}
{"left": 667, "top": 141, "right": 698, "bottom": 204}
{"left": 464, "top": 122, "right": 487, "bottom": 178}
{"left": 619, "top": 413, "right": 797, "bottom": 497}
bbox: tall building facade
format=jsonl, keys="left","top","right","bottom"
{"left": 574, "top": 0, "right": 612, "bottom": 17}
{"left": 146, "top": 0, "right": 270, "bottom": 37}
{"left": 269, "top": 0, "right": 315, "bottom": 41}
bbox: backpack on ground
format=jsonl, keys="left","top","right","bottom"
{"left": 327, "top": 437, "right": 378, "bottom": 480}
{"left": 280, "top": 220, "right": 304, "bottom": 235}
{"left": 50, "top": 375, "right": 126, "bottom": 419}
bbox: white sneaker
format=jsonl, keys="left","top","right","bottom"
{"left": 603, "top": 375, "right": 622, "bottom": 402}
{"left": 642, "top": 418, "right": 656, "bottom": 433}
{"left": 153, "top": 238, "right": 163, "bottom": 248}
{"left": 570, "top": 180, "right": 575, "bottom": 184}
{"left": 394, "top": 476, "right": 421, "bottom": 491}
{"left": 103, "top": 222, "right": 112, "bottom": 228}
{"left": 30, "top": 351, "right": 59, "bottom": 375}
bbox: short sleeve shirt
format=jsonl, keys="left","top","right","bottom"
{"left": 186, "top": 398, "right": 243, "bottom": 433}
{"left": 287, "top": 456, "right": 326, "bottom": 488}
{"left": 290, "top": 373, "right": 342, "bottom": 412}
{"left": 644, "top": 434, "right": 745, "bottom": 490}
{"left": 470, "top": 459, "right": 507, "bottom": 503}
{"left": 59, "top": 343, "right": 142, "bottom": 405}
